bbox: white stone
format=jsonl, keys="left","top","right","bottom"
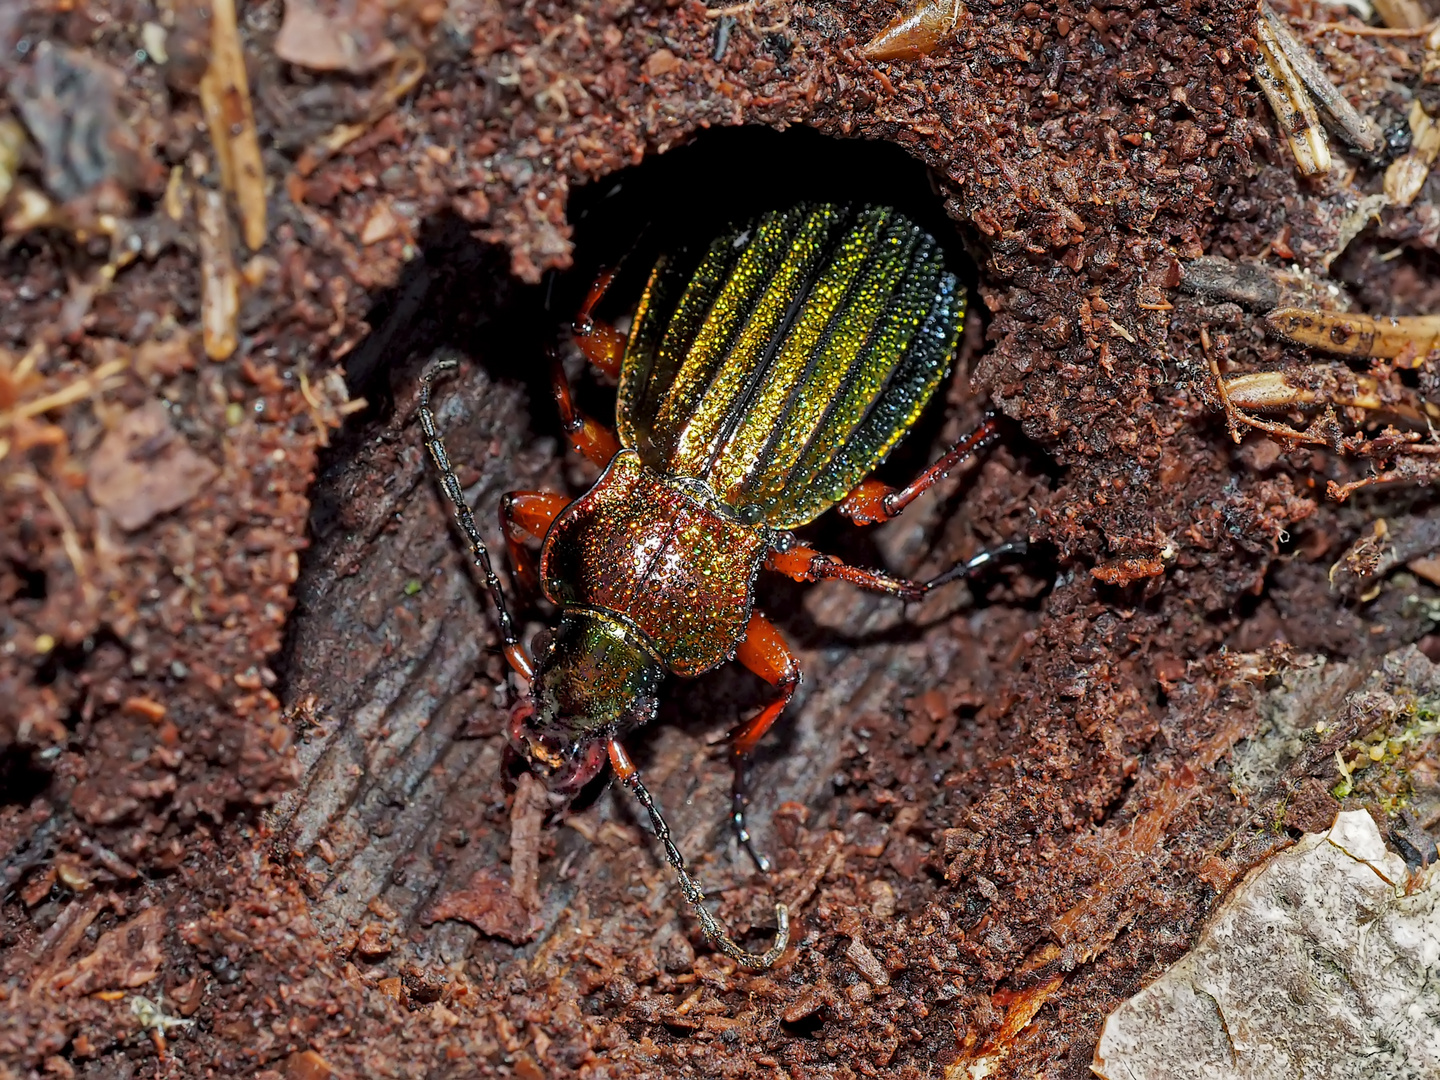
{"left": 1093, "top": 811, "right": 1440, "bottom": 1080}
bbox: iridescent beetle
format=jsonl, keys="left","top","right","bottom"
{"left": 419, "top": 203, "right": 1019, "bottom": 968}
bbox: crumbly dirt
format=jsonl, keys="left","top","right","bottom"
{"left": 3, "top": 1, "right": 1440, "bottom": 1078}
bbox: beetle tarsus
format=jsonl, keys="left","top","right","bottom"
{"left": 728, "top": 617, "right": 802, "bottom": 871}
{"left": 732, "top": 771, "right": 772, "bottom": 873}
{"left": 925, "top": 540, "right": 1030, "bottom": 590}
{"left": 610, "top": 740, "right": 789, "bottom": 969}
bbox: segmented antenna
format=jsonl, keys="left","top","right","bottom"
{"left": 609, "top": 740, "right": 790, "bottom": 970}
{"left": 418, "top": 360, "right": 532, "bottom": 679}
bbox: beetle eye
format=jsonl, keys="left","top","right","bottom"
{"left": 531, "top": 627, "right": 556, "bottom": 658}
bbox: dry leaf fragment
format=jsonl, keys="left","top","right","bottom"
{"left": 646, "top": 48, "right": 682, "bottom": 77}
{"left": 86, "top": 400, "right": 219, "bottom": 531}
{"left": 275, "top": 0, "right": 399, "bottom": 75}
{"left": 420, "top": 867, "right": 543, "bottom": 943}
{"left": 1253, "top": 8, "right": 1331, "bottom": 176}
{"left": 285, "top": 1049, "right": 337, "bottom": 1080}
{"left": 48, "top": 905, "right": 166, "bottom": 998}
{"left": 862, "top": 0, "right": 965, "bottom": 61}
{"left": 10, "top": 42, "right": 145, "bottom": 207}
{"left": 359, "top": 201, "right": 399, "bottom": 245}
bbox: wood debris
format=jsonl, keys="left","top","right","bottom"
{"left": 1260, "top": 3, "right": 1382, "bottom": 157}
{"left": 1254, "top": 7, "right": 1332, "bottom": 176}
{"left": 1094, "top": 814, "right": 1439, "bottom": 1079}
{"left": 198, "top": 0, "right": 266, "bottom": 251}
{"left": 1223, "top": 365, "right": 1440, "bottom": 425}
{"left": 0, "top": 348, "right": 128, "bottom": 442}
{"left": 1180, "top": 256, "right": 1355, "bottom": 313}
{"left": 1265, "top": 306, "right": 1440, "bottom": 360}
{"left": 0, "top": 115, "right": 24, "bottom": 206}
{"left": 196, "top": 188, "right": 241, "bottom": 362}
{"left": 1374, "top": 0, "right": 1428, "bottom": 28}
{"left": 293, "top": 48, "right": 426, "bottom": 179}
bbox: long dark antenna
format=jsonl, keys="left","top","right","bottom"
{"left": 925, "top": 540, "right": 1030, "bottom": 591}
{"left": 418, "top": 360, "right": 531, "bottom": 678}
{"left": 609, "top": 740, "right": 789, "bottom": 969}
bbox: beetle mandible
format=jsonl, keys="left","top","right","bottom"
{"left": 419, "top": 202, "right": 1021, "bottom": 968}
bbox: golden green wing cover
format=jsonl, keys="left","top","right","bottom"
{"left": 615, "top": 203, "right": 965, "bottom": 530}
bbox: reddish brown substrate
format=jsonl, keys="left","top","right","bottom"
{"left": 4, "top": 1, "right": 1438, "bottom": 1078}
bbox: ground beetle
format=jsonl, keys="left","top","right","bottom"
{"left": 419, "top": 203, "right": 1020, "bottom": 968}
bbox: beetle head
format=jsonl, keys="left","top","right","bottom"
{"left": 509, "top": 610, "right": 663, "bottom": 794}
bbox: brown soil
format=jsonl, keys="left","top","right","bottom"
{"left": 3, "top": 1, "right": 1438, "bottom": 1078}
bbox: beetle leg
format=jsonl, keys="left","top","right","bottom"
{"left": 729, "top": 612, "right": 802, "bottom": 873}
{"left": 838, "top": 415, "right": 1000, "bottom": 526}
{"left": 419, "top": 360, "right": 533, "bottom": 681}
{"left": 500, "top": 490, "right": 571, "bottom": 595}
{"left": 767, "top": 542, "right": 1027, "bottom": 601}
{"left": 609, "top": 739, "right": 790, "bottom": 969}
{"left": 552, "top": 354, "right": 621, "bottom": 467}
{"left": 572, "top": 268, "right": 626, "bottom": 379}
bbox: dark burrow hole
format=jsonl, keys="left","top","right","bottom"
{"left": 8, "top": 561, "right": 47, "bottom": 601}
{"left": 0, "top": 745, "right": 53, "bottom": 810}
{"left": 341, "top": 125, "right": 981, "bottom": 419}
{"left": 293, "top": 125, "right": 1044, "bottom": 677}
{"left": 2, "top": 632, "right": 126, "bottom": 812}
{"left": 277, "top": 127, "right": 1054, "bottom": 927}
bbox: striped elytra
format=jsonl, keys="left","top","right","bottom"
{"left": 617, "top": 203, "right": 965, "bottom": 528}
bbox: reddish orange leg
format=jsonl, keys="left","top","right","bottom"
{"left": 572, "top": 268, "right": 626, "bottom": 379}
{"left": 839, "top": 415, "right": 1001, "bottom": 526}
{"left": 729, "top": 612, "right": 802, "bottom": 872}
{"left": 500, "top": 490, "right": 571, "bottom": 595}
{"left": 551, "top": 354, "right": 621, "bottom": 467}
{"left": 767, "top": 541, "right": 1027, "bottom": 602}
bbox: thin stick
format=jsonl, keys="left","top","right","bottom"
{"left": 610, "top": 740, "right": 790, "bottom": 970}
{"left": 418, "top": 360, "right": 532, "bottom": 679}
{"left": 1309, "top": 19, "right": 1436, "bottom": 36}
